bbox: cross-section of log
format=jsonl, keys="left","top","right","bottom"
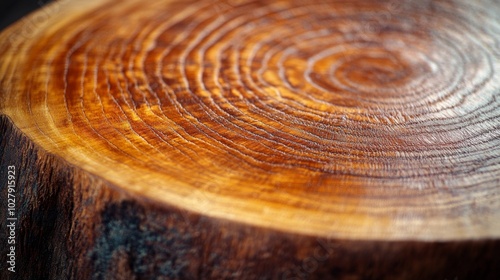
{"left": 1, "top": 0, "right": 499, "bottom": 279}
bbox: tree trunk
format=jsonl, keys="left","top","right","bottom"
{"left": 1, "top": 0, "right": 499, "bottom": 279}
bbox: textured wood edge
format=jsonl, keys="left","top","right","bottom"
{"left": 1, "top": 114, "right": 499, "bottom": 279}
{"left": 1, "top": 0, "right": 499, "bottom": 242}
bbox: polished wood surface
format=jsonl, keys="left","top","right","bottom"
{"left": 0, "top": 0, "right": 499, "bottom": 278}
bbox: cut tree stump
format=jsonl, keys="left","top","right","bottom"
{"left": 1, "top": 0, "right": 499, "bottom": 279}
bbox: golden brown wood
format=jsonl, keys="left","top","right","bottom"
{"left": 1, "top": 0, "right": 499, "bottom": 278}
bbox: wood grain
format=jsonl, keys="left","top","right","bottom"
{"left": 0, "top": 0, "right": 499, "bottom": 278}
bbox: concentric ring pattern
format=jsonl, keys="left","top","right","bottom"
{"left": 1, "top": 0, "right": 499, "bottom": 239}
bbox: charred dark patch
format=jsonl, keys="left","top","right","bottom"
{"left": 90, "top": 200, "right": 194, "bottom": 279}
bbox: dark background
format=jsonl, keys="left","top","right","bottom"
{"left": 0, "top": 0, "right": 52, "bottom": 31}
